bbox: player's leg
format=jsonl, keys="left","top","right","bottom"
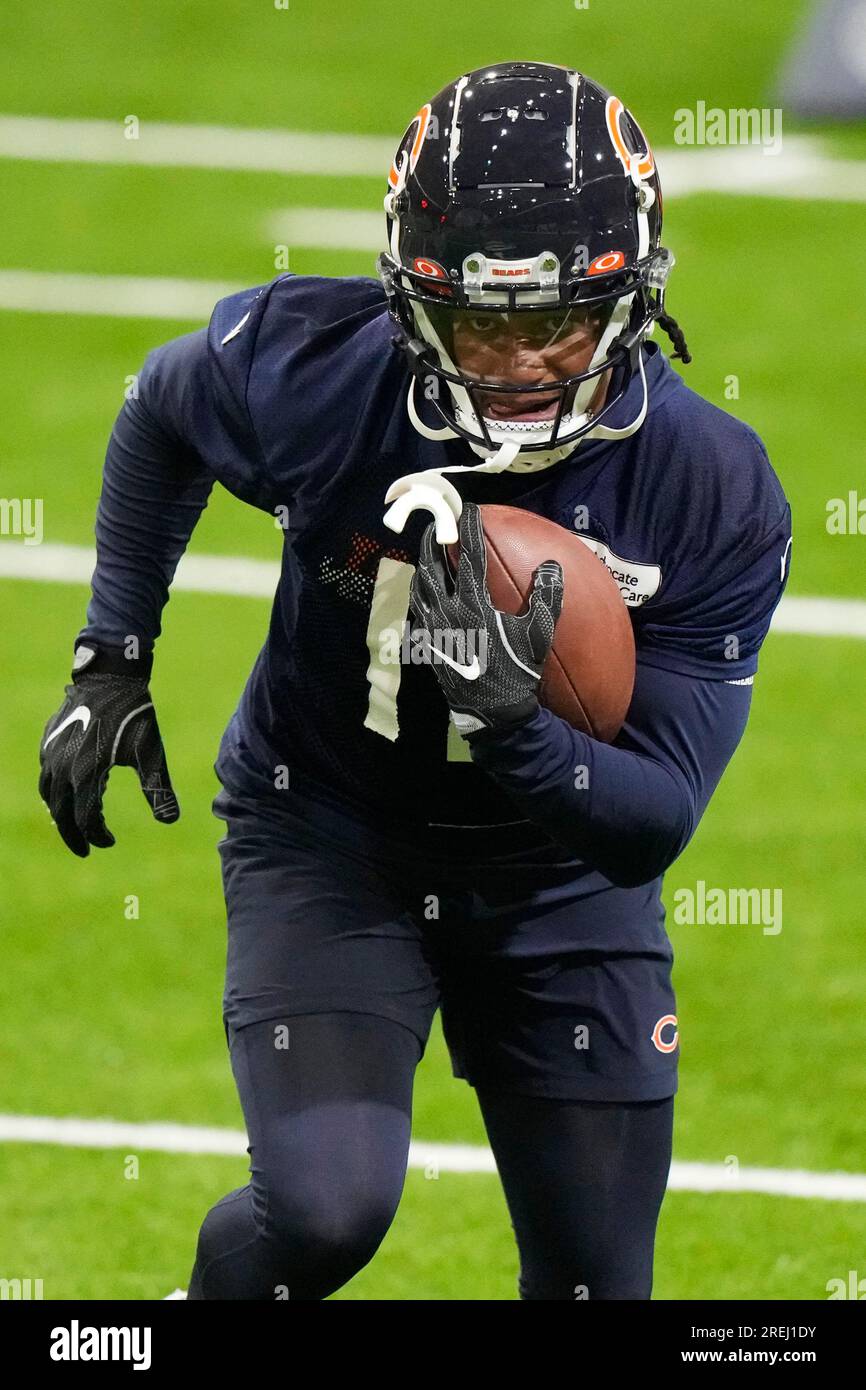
{"left": 476, "top": 1088, "right": 673, "bottom": 1300}
{"left": 436, "top": 845, "right": 678, "bottom": 1301}
{"left": 186, "top": 784, "right": 441, "bottom": 1300}
{"left": 188, "top": 1010, "right": 420, "bottom": 1300}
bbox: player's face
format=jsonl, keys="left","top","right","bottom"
{"left": 430, "top": 303, "right": 613, "bottom": 422}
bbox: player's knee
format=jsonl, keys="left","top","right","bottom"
{"left": 263, "top": 1173, "right": 397, "bottom": 1285}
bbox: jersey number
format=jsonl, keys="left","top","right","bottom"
{"left": 363, "top": 557, "right": 468, "bottom": 763}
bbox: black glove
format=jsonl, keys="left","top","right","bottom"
{"left": 410, "top": 502, "right": 564, "bottom": 736}
{"left": 39, "top": 644, "right": 180, "bottom": 857}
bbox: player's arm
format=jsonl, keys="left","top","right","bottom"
{"left": 465, "top": 667, "right": 750, "bottom": 887}
{"left": 39, "top": 333, "right": 216, "bottom": 856}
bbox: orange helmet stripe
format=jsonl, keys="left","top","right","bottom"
{"left": 605, "top": 96, "right": 655, "bottom": 179}
{"left": 410, "top": 103, "right": 432, "bottom": 168}
{"left": 389, "top": 103, "right": 433, "bottom": 189}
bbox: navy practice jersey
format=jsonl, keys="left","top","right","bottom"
{"left": 80, "top": 273, "right": 792, "bottom": 930}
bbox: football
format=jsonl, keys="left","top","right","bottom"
{"left": 447, "top": 504, "right": 636, "bottom": 742}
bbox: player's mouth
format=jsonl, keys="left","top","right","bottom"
{"left": 479, "top": 393, "right": 561, "bottom": 423}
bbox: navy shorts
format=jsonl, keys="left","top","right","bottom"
{"left": 214, "top": 780, "right": 678, "bottom": 1103}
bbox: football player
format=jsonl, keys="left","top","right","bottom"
{"left": 39, "top": 62, "right": 791, "bottom": 1300}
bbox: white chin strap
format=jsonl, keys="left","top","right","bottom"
{"left": 389, "top": 347, "right": 648, "bottom": 542}
{"left": 406, "top": 375, "right": 457, "bottom": 443}
{"left": 383, "top": 438, "right": 522, "bottom": 543}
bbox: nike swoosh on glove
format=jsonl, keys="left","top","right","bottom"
{"left": 409, "top": 501, "right": 564, "bottom": 736}
{"left": 39, "top": 646, "right": 179, "bottom": 856}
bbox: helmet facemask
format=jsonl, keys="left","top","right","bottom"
{"left": 381, "top": 252, "right": 670, "bottom": 461}
{"left": 414, "top": 289, "right": 631, "bottom": 453}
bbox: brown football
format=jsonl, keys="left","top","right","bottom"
{"left": 447, "top": 504, "right": 635, "bottom": 742}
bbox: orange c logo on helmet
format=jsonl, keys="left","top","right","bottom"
{"left": 413, "top": 257, "right": 447, "bottom": 279}
{"left": 588, "top": 251, "right": 626, "bottom": 276}
{"left": 651, "top": 1014, "right": 679, "bottom": 1054}
{"left": 389, "top": 103, "right": 433, "bottom": 191}
{"left": 605, "top": 96, "right": 655, "bottom": 180}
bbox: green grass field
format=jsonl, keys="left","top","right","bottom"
{"left": 1, "top": 0, "right": 865, "bottom": 1300}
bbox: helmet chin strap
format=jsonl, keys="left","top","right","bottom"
{"left": 583, "top": 345, "right": 648, "bottom": 442}
{"left": 406, "top": 375, "right": 460, "bottom": 443}
{"left": 382, "top": 441, "right": 520, "bottom": 543}
{"left": 389, "top": 349, "right": 648, "bottom": 542}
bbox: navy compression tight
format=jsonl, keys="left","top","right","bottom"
{"left": 187, "top": 1013, "right": 673, "bottom": 1301}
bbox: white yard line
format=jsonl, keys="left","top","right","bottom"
{"left": 0, "top": 541, "right": 863, "bottom": 641}
{"left": 0, "top": 542, "right": 281, "bottom": 597}
{"left": 769, "top": 595, "right": 866, "bottom": 640}
{"left": 0, "top": 269, "right": 243, "bottom": 320}
{"left": 266, "top": 207, "right": 384, "bottom": 252}
{"left": 2, "top": 114, "right": 865, "bottom": 203}
{"left": 659, "top": 139, "right": 866, "bottom": 203}
{"left": 0, "top": 1112, "right": 864, "bottom": 1201}
{"left": 0, "top": 115, "right": 395, "bottom": 178}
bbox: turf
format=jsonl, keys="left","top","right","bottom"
{"left": 1, "top": 0, "right": 812, "bottom": 136}
{"left": 2, "top": 0, "right": 865, "bottom": 1301}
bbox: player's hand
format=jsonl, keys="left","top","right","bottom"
{"left": 410, "top": 501, "right": 563, "bottom": 736}
{"left": 38, "top": 645, "right": 180, "bottom": 857}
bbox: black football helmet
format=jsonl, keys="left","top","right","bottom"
{"left": 378, "top": 61, "right": 689, "bottom": 466}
